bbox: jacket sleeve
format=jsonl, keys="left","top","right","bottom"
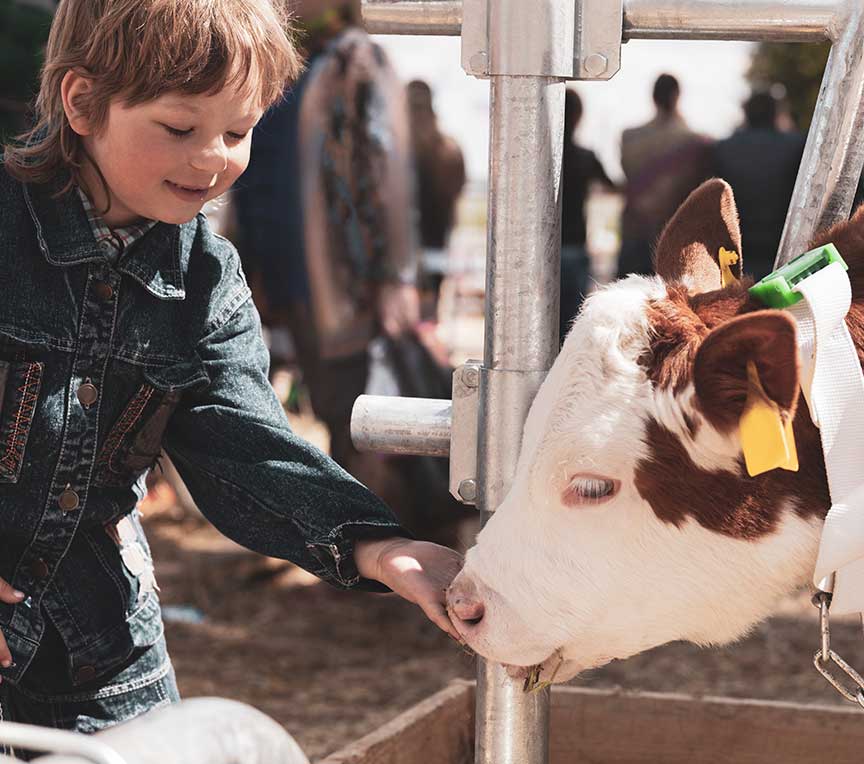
{"left": 162, "top": 294, "right": 410, "bottom": 591}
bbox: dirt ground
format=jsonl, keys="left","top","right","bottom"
{"left": 145, "top": 490, "right": 864, "bottom": 762}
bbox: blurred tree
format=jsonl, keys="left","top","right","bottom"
{"left": 0, "top": 0, "right": 55, "bottom": 144}
{"left": 748, "top": 42, "right": 830, "bottom": 131}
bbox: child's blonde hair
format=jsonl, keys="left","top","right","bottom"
{"left": 4, "top": 0, "right": 302, "bottom": 194}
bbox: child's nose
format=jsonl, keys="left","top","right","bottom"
{"left": 191, "top": 141, "right": 229, "bottom": 174}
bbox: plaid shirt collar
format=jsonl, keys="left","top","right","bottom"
{"left": 76, "top": 187, "right": 158, "bottom": 257}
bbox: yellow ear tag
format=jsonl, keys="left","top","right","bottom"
{"left": 719, "top": 247, "right": 740, "bottom": 288}
{"left": 739, "top": 361, "right": 798, "bottom": 477}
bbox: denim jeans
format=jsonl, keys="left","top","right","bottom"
{"left": 0, "top": 621, "right": 178, "bottom": 761}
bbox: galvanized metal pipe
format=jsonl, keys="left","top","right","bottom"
{"left": 776, "top": 0, "right": 864, "bottom": 265}
{"left": 362, "top": 0, "right": 841, "bottom": 40}
{"left": 623, "top": 0, "right": 838, "bottom": 41}
{"left": 362, "top": 0, "right": 461, "bottom": 34}
{"left": 474, "top": 74, "right": 562, "bottom": 764}
{"left": 351, "top": 396, "right": 452, "bottom": 456}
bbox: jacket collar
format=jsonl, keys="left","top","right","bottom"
{"left": 23, "top": 178, "right": 188, "bottom": 300}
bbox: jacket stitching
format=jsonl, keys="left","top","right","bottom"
{"left": 0, "top": 362, "right": 42, "bottom": 476}
{"left": 205, "top": 286, "right": 252, "bottom": 336}
{"left": 94, "top": 385, "right": 154, "bottom": 477}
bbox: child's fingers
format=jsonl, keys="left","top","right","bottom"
{"left": 0, "top": 578, "right": 25, "bottom": 606}
{"left": 419, "top": 599, "right": 461, "bottom": 641}
{"left": 0, "top": 629, "right": 13, "bottom": 670}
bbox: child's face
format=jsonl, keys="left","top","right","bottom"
{"left": 73, "top": 77, "right": 264, "bottom": 227}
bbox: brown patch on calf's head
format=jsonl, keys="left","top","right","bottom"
{"left": 693, "top": 311, "right": 798, "bottom": 434}
{"left": 635, "top": 413, "right": 828, "bottom": 540}
{"left": 642, "top": 277, "right": 784, "bottom": 394}
{"left": 641, "top": 282, "right": 758, "bottom": 394}
{"left": 641, "top": 286, "right": 705, "bottom": 394}
{"left": 654, "top": 179, "right": 743, "bottom": 293}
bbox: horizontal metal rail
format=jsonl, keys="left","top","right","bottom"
{"left": 623, "top": 0, "right": 837, "bottom": 41}
{"left": 351, "top": 396, "right": 452, "bottom": 456}
{"left": 362, "top": 0, "right": 840, "bottom": 40}
{"left": 362, "top": 0, "right": 462, "bottom": 34}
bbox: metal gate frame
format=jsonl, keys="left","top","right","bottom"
{"left": 353, "top": 2, "right": 864, "bottom": 763}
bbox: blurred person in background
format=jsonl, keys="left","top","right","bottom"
{"left": 711, "top": 89, "right": 806, "bottom": 279}
{"left": 617, "top": 73, "right": 712, "bottom": 277}
{"left": 234, "top": 0, "right": 418, "bottom": 474}
{"left": 559, "top": 88, "right": 617, "bottom": 346}
{"left": 406, "top": 79, "right": 465, "bottom": 321}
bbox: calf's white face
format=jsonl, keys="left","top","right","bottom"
{"left": 446, "top": 180, "right": 843, "bottom": 682}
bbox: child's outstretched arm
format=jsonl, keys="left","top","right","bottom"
{"left": 161, "top": 273, "right": 462, "bottom": 635}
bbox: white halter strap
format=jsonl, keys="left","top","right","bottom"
{"left": 787, "top": 261, "right": 864, "bottom": 614}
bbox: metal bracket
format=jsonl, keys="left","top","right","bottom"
{"left": 462, "top": 0, "right": 622, "bottom": 80}
{"left": 574, "top": 0, "right": 623, "bottom": 80}
{"left": 463, "top": 0, "right": 576, "bottom": 78}
{"left": 449, "top": 362, "right": 481, "bottom": 505}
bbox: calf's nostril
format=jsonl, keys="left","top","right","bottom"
{"left": 451, "top": 596, "right": 485, "bottom": 625}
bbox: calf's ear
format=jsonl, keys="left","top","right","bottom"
{"left": 693, "top": 311, "right": 799, "bottom": 434}
{"left": 654, "top": 178, "right": 743, "bottom": 293}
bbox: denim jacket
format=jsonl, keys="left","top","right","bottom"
{"left": 0, "top": 163, "right": 407, "bottom": 692}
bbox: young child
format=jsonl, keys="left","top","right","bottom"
{"left": 0, "top": 0, "right": 462, "bottom": 740}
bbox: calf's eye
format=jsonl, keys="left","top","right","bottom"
{"left": 562, "top": 474, "right": 619, "bottom": 507}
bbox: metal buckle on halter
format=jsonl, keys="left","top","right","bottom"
{"left": 749, "top": 244, "right": 848, "bottom": 309}
{"left": 812, "top": 589, "right": 864, "bottom": 708}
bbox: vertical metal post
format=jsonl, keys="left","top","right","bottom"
{"left": 474, "top": 76, "right": 563, "bottom": 764}
{"left": 777, "top": 0, "right": 864, "bottom": 265}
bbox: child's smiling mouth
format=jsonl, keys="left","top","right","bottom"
{"left": 165, "top": 180, "right": 211, "bottom": 202}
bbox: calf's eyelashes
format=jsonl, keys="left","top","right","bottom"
{"left": 562, "top": 475, "right": 620, "bottom": 507}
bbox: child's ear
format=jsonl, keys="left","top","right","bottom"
{"left": 693, "top": 311, "right": 799, "bottom": 433}
{"left": 61, "top": 70, "right": 97, "bottom": 137}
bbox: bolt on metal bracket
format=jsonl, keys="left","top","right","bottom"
{"left": 575, "top": 0, "right": 623, "bottom": 80}
{"left": 449, "top": 362, "right": 481, "bottom": 505}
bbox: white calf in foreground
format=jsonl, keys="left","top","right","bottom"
{"left": 446, "top": 179, "right": 864, "bottom": 684}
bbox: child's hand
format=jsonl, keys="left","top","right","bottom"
{"left": 355, "top": 538, "right": 463, "bottom": 639}
{"left": 0, "top": 578, "right": 26, "bottom": 671}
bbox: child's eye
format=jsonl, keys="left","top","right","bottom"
{"left": 226, "top": 131, "right": 248, "bottom": 142}
{"left": 162, "top": 124, "right": 193, "bottom": 138}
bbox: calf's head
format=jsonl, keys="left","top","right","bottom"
{"left": 446, "top": 179, "right": 864, "bottom": 683}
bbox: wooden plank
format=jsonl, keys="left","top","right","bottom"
{"left": 551, "top": 687, "right": 864, "bottom": 764}
{"left": 319, "top": 683, "right": 864, "bottom": 764}
{"left": 316, "top": 681, "right": 474, "bottom": 764}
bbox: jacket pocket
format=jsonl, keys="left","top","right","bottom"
{"left": 0, "top": 360, "right": 44, "bottom": 483}
{"left": 92, "top": 362, "right": 208, "bottom": 488}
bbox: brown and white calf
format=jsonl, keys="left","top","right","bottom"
{"left": 446, "top": 179, "right": 864, "bottom": 684}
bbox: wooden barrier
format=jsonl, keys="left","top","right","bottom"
{"left": 319, "top": 681, "right": 864, "bottom": 764}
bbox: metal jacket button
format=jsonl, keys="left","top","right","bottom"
{"left": 30, "top": 559, "right": 49, "bottom": 580}
{"left": 77, "top": 383, "right": 99, "bottom": 407}
{"left": 92, "top": 281, "right": 114, "bottom": 301}
{"left": 58, "top": 488, "right": 80, "bottom": 512}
